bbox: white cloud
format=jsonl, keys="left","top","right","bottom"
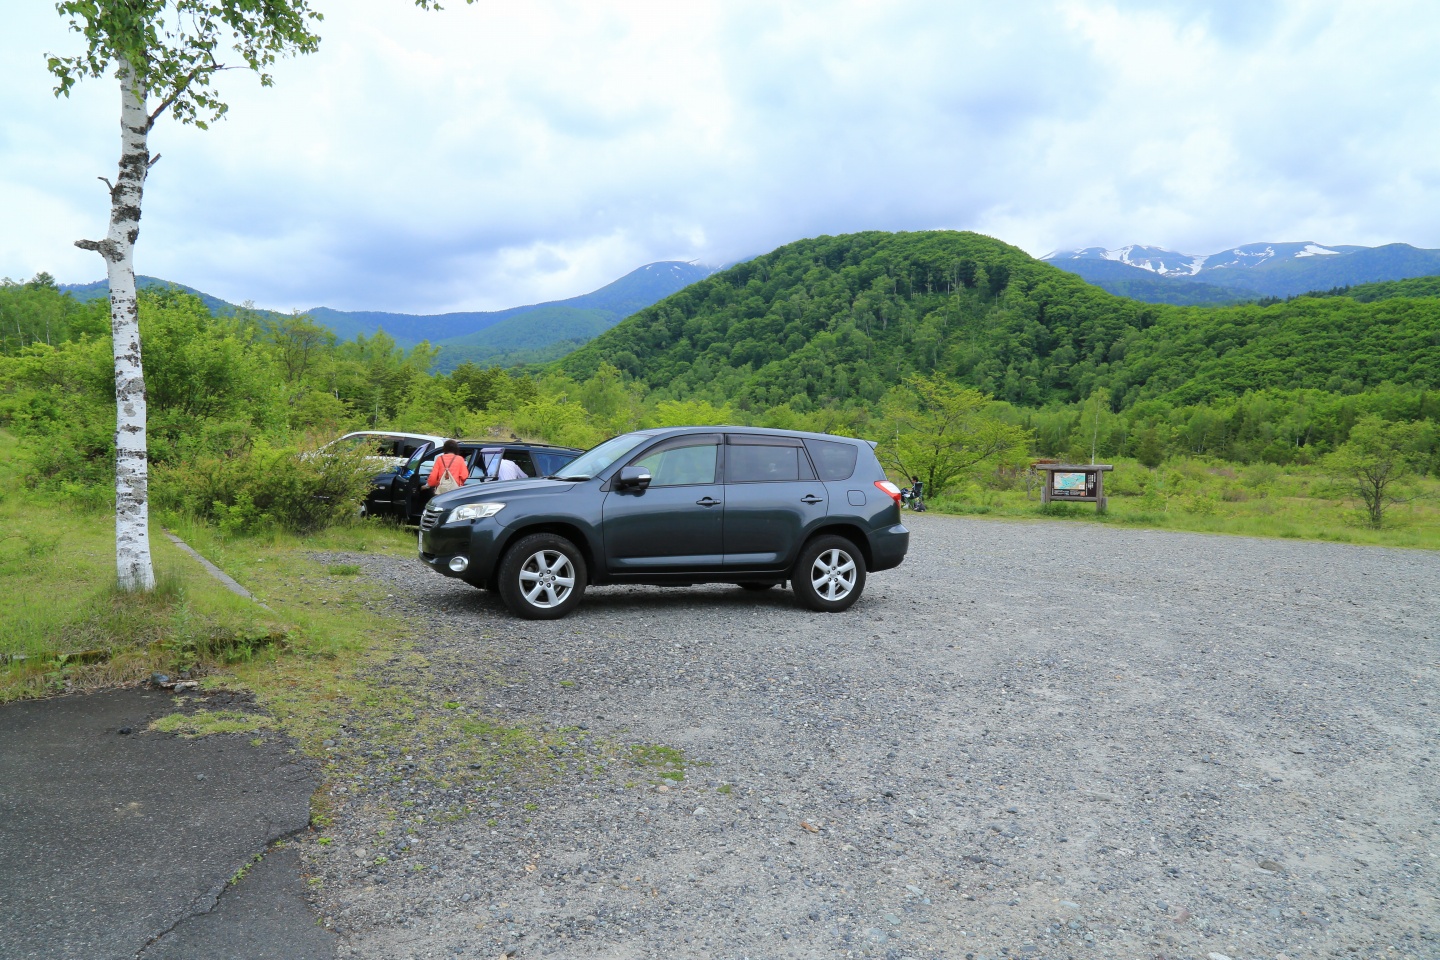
{"left": 4, "top": 0, "right": 1440, "bottom": 311}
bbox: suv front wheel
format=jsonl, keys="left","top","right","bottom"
{"left": 792, "top": 535, "right": 866, "bottom": 612}
{"left": 497, "top": 533, "right": 588, "bottom": 619}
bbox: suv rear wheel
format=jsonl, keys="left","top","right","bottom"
{"left": 497, "top": 533, "right": 587, "bottom": 619}
{"left": 792, "top": 535, "right": 866, "bottom": 612}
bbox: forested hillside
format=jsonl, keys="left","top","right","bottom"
{"left": 3, "top": 232, "right": 1436, "bottom": 541}
{"left": 559, "top": 231, "right": 1440, "bottom": 412}
{"left": 1302, "top": 275, "right": 1440, "bottom": 303}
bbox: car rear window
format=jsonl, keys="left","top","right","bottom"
{"left": 803, "top": 439, "right": 859, "bottom": 481}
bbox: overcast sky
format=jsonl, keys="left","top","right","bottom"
{"left": 4, "top": 1, "right": 1439, "bottom": 313}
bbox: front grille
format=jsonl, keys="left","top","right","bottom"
{"left": 420, "top": 504, "right": 444, "bottom": 532}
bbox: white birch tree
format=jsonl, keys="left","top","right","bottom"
{"left": 48, "top": 2, "right": 323, "bottom": 591}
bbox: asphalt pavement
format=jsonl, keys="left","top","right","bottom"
{"left": 0, "top": 688, "right": 334, "bottom": 960}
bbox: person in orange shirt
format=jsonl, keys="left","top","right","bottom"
{"left": 427, "top": 439, "right": 470, "bottom": 494}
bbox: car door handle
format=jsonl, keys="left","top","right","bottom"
{"left": 696, "top": 497, "right": 722, "bottom": 507}
{"left": 800, "top": 495, "right": 824, "bottom": 504}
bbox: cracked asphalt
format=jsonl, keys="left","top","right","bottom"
{"left": 0, "top": 688, "right": 333, "bottom": 960}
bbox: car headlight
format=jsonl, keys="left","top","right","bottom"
{"left": 450, "top": 502, "right": 505, "bottom": 522}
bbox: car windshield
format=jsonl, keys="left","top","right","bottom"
{"left": 549, "top": 433, "right": 650, "bottom": 480}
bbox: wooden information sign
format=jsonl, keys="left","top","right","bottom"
{"left": 1035, "top": 463, "right": 1114, "bottom": 512}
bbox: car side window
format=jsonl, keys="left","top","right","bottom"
{"left": 533, "top": 452, "right": 575, "bottom": 477}
{"left": 416, "top": 451, "right": 442, "bottom": 480}
{"left": 632, "top": 443, "right": 719, "bottom": 486}
{"left": 726, "top": 443, "right": 801, "bottom": 483}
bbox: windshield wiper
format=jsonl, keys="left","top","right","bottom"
{"left": 552, "top": 474, "right": 591, "bottom": 481}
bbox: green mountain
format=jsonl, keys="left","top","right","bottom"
{"left": 58, "top": 261, "right": 717, "bottom": 368}
{"left": 1044, "top": 260, "right": 1247, "bottom": 305}
{"left": 430, "top": 262, "right": 716, "bottom": 370}
{"left": 559, "top": 230, "right": 1440, "bottom": 411}
{"left": 1301, "top": 274, "right": 1440, "bottom": 303}
{"left": 60, "top": 276, "right": 256, "bottom": 318}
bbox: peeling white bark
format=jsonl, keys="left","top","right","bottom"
{"left": 79, "top": 59, "right": 154, "bottom": 592}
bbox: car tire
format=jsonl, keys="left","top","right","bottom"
{"left": 738, "top": 581, "right": 777, "bottom": 592}
{"left": 497, "top": 533, "right": 587, "bottom": 620}
{"left": 792, "top": 535, "right": 866, "bottom": 612}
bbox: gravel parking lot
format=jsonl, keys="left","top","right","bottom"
{"left": 309, "top": 513, "right": 1438, "bottom": 960}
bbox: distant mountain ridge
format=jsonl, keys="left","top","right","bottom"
{"left": 60, "top": 261, "right": 719, "bottom": 369}
{"left": 1044, "top": 241, "right": 1440, "bottom": 304}
{"left": 60, "top": 276, "right": 252, "bottom": 317}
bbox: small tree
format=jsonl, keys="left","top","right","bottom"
{"left": 48, "top": 1, "right": 323, "bottom": 590}
{"left": 879, "top": 373, "right": 1031, "bottom": 498}
{"left": 47, "top": 0, "right": 467, "bottom": 590}
{"left": 1134, "top": 426, "right": 1166, "bottom": 468}
{"left": 1325, "top": 415, "right": 1425, "bottom": 528}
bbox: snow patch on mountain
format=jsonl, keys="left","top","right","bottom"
{"left": 1045, "top": 241, "right": 1358, "bottom": 277}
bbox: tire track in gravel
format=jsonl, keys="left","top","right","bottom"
{"left": 309, "top": 515, "right": 1438, "bottom": 960}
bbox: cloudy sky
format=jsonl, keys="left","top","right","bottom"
{"left": 4, "top": 1, "right": 1439, "bottom": 313}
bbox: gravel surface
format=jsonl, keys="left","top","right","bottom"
{"left": 306, "top": 514, "right": 1438, "bottom": 960}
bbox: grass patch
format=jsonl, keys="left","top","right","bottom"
{"left": 628, "top": 743, "right": 688, "bottom": 782}
{"left": 0, "top": 439, "right": 291, "bottom": 701}
{"left": 151, "top": 709, "right": 273, "bottom": 737}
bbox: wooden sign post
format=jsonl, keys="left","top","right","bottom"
{"left": 1036, "top": 463, "right": 1114, "bottom": 513}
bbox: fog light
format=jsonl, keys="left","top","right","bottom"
{"left": 448, "top": 556, "right": 469, "bottom": 573}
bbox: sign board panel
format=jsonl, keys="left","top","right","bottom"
{"left": 1051, "top": 471, "right": 1096, "bottom": 498}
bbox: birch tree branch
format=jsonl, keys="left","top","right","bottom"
{"left": 145, "top": 60, "right": 221, "bottom": 130}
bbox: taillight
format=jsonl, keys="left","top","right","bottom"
{"left": 874, "top": 480, "right": 902, "bottom": 504}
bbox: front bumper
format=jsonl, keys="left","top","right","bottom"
{"left": 418, "top": 509, "right": 503, "bottom": 584}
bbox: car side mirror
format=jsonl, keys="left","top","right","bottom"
{"left": 616, "top": 466, "right": 652, "bottom": 491}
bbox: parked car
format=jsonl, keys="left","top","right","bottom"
{"left": 417, "top": 426, "right": 910, "bottom": 619}
{"left": 317, "top": 431, "right": 447, "bottom": 520}
{"left": 321, "top": 430, "right": 446, "bottom": 470}
{"left": 364, "top": 438, "right": 584, "bottom": 524}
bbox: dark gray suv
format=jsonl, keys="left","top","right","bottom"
{"left": 417, "top": 427, "right": 909, "bottom": 619}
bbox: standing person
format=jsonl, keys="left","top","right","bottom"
{"left": 428, "top": 440, "right": 469, "bottom": 494}
{"left": 496, "top": 457, "right": 528, "bottom": 481}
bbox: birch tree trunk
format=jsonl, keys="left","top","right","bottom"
{"left": 78, "top": 59, "right": 154, "bottom": 592}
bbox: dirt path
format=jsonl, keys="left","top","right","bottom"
{"left": 308, "top": 514, "right": 1438, "bottom": 960}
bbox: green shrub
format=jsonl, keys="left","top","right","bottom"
{"left": 155, "top": 444, "right": 375, "bottom": 535}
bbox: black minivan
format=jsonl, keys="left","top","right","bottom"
{"left": 418, "top": 427, "right": 909, "bottom": 619}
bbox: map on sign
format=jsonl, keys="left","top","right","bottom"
{"left": 1053, "top": 472, "right": 1088, "bottom": 491}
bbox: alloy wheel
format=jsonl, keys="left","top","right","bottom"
{"left": 517, "top": 549, "right": 576, "bottom": 609}
{"left": 809, "top": 547, "right": 857, "bottom": 601}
